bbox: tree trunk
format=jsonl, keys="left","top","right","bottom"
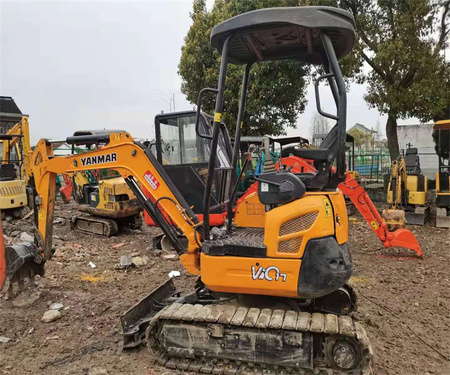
{"left": 386, "top": 112, "right": 400, "bottom": 161}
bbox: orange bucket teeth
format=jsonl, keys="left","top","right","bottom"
{"left": 388, "top": 227, "right": 423, "bottom": 258}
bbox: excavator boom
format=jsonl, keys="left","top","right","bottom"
{"left": 1, "top": 131, "right": 202, "bottom": 293}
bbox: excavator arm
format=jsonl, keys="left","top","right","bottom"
{"left": 2, "top": 132, "right": 203, "bottom": 291}
{"left": 339, "top": 173, "right": 422, "bottom": 257}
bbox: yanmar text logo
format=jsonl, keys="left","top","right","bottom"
{"left": 251, "top": 263, "right": 287, "bottom": 282}
{"left": 80, "top": 153, "right": 117, "bottom": 167}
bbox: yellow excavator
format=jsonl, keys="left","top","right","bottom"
{"left": 433, "top": 119, "right": 450, "bottom": 228}
{"left": 383, "top": 149, "right": 429, "bottom": 227}
{"left": 0, "top": 116, "right": 32, "bottom": 219}
{"left": 61, "top": 130, "right": 143, "bottom": 236}
{"left": 2, "top": 7, "right": 372, "bottom": 373}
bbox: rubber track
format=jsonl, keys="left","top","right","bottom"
{"left": 147, "top": 303, "right": 373, "bottom": 375}
{"left": 72, "top": 215, "right": 118, "bottom": 236}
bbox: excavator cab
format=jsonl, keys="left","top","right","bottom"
{"left": 148, "top": 110, "right": 232, "bottom": 226}
{"left": 0, "top": 134, "right": 27, "bottom": 218}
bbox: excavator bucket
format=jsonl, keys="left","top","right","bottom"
{"left": 382, "top": 209, "right": 406, "bottom": 229}
{"left": 387, "top": 227, "right": 423, "bottom": 258}
{"left": 0, "top": 220, "right": 44, "bottom": 296}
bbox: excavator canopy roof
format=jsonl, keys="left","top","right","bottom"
{"left": 433, "top": 119, "right": 450, "bottom": 131}
{"left": 210, "top": 6, "right": 355, "bottom": 65}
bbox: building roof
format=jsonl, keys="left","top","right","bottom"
{"left": 348, "top": 123, "right": 376, "bottom": 134}
{"left": 0, "top": 96, "right": 22, "bottom": 115}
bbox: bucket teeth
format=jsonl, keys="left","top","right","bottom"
{"left": 2, "top": 242, "right": 44, "bottom": 298}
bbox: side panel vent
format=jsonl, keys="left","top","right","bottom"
{"left": 279, "top": 212, "right": 318, "bottom": 236}
{"left": 278, "top": 237, "right": 303, "bottom": 253}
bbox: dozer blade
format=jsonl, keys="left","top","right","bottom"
{"left": 405, "top": 206, "right": 429, "bottom": 226}
{"left": 388, "top": 228, "right": 423, "bottom": 258}
{"left": 121, "top": 278, "right": 178, "bottom": 349}
{"left": 382, "top": 209, "right": 406, "bottom": 229}
{"left": 435, "top": 208, "right": 450, "bottom": 229}
{"left": 1, "top": 242, "right": 44, "bottom": 296}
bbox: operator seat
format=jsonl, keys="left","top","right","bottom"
{"left": 0, "top": 164, "right": 16, "bottom": 181}
{"left": 281, "top": 124, "right": 340, "bottom": 190}
{"left": 405, "top": 148, "right": 421, "bottom": 174}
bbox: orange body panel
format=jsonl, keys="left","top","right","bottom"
{"left": 200, "top": 254, "right": 301, "bottom": 298}
{"left": 234, "top": 191, "right": 266, "bottom": 228}
{"left": 329, "top": 193, "right": 348, "bottom": 245}
{"left": 264, "top": 194, "right": 335, "bottom": 259}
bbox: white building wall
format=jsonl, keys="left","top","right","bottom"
{"left": 397, "top": 123, "right": 438, "bottom": 179}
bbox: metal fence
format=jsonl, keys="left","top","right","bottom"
{"left": 347, "top": 147, "right": 439, "bottom": 181}
{"left": 347, "top": 149, "right": 391, "bottom": 180}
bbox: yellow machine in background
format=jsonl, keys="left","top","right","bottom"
{"left": 70, "top": 174, "right": 143, "bottom": 236}
{"left": 434, "top": 119, "right": 450, "bottom": 228}
{"left": 59, "top": 131, "right": 144, "bottom": 236}
{"left": 384, "top": 149, "right": 429, "bottom": 227}
{"left": 0, "top": 116, "right": 31, "bottom": 218}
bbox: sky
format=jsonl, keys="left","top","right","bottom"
{"left": 1, "top": 0, "right": 421, "bottom": 145}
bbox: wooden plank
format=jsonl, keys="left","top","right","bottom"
{"left": 282, "top": 310, "right": 298, "bottom": 330}
{"left": 230, "top": 307, "right": 248, "bottom": 326}
{"left": 255, "top": 308, "right": 272, "bottom": 329}
{"left": 324, "top": 314, "right": 339, "bottom": 334}
{"left": 268, "top": 309, "right": 285, "bottom": 329}
{"left": 218, "top": 305, "right": 237, "bottom": 324}
{"left": 242, "top": 308, "right": 260, "bottom": 327}
{"left": 183, "top": 304, "right": 203, "bottom": 321}
{"left": 310, "top": 313, "right": 325, "bottom": 333}
{"left": 295, "top": 312, "right": 311, "bottom": 331}
{"left": 338, "top": 315, "right": 356, "bottom": 337}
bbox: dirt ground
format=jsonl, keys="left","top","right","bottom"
{"left": 1, "top": 200, "right": 449, "bottom": 375}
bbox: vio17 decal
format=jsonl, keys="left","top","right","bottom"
{"left": 80, "top": 153, "right": 117, "bottom": 167}
{"left": 251, "top": 263, "right": 287, "bottom": 282}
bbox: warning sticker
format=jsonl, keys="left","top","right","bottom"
{"left": 144, "top": 170, "right": 160, "bottom": 191}
{"left": 370, "top": 221, "right": 379, "bottom": 230}
{"left": 323, "top": 198, "right": 332, "bottom": 218}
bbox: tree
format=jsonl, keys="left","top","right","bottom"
{"left": 178, "top": 0, "right": 335, "bottom": 137}
{"left": 348, "top": 128, "right": 374, "bottom": 150}
{"left": 310, "top": 112, "right": 330, "bottom": 146}
{"left": 340, "top": 0, "right": 450, "bottom": 161}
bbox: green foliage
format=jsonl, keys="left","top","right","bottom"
{"left": 340, "top": 0, "right": 450, "bottom": 159}
{"left": 348, "top": 128, "right": 373, "bottom": 149}
{"left": 179, "top": 0, "right": 335, "bottom": 136}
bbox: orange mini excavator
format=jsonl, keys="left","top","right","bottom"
{"left": 3, "top": 7, "right": 376, "bottom": 373}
